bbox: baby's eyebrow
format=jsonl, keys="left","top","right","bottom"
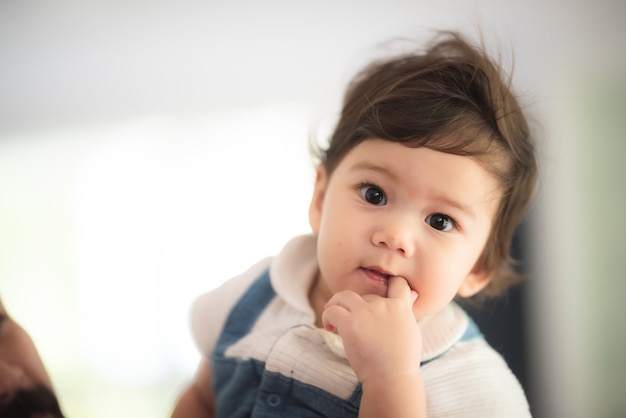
{"left": 350, "top": 161, "right": 399, "bottom": 181}
{"left": 431, "top": 193, "right": 478, "bottom": 219}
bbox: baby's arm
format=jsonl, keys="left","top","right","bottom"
{"left": 171, "top": 359, "right": 215, "bottom": 418}
{"left": 322, "top": 276, "right": 427, "bottom": 417}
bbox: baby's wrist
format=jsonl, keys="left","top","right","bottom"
{"left": 361, "top": 367, "right": 422, "bottom": 391}
{"left": 361, "top": 369, "right": 425, "bottom": 409}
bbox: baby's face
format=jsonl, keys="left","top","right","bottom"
{"left": 309, "top": 139, "right": 502, "bottom": 320}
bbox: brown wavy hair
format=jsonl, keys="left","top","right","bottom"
{"left": 315, "top": 31, "right": 537, "bottom": 297}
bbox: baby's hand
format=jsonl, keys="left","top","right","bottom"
{"left": 321, "top": 276, "right": 422, "bottom": 384}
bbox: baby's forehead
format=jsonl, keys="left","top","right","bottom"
{"left": 346, "top": 139, "right": 502, "bottom": 190}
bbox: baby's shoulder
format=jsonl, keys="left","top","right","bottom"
{"left": 190, "top": 257, "right": 273, "bottom": 355}
{"left": 421, "top": 338, "right": 530, "bottom": 417}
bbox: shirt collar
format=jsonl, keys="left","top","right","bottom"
{"left": 269, "top": 234, "right": 318, "bottom": 320}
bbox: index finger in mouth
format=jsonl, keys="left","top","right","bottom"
{"left": 385, "top": 275, "right": 412, "bottom": 299}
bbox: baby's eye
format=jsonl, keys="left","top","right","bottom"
{"left": 425, "top": 213, "right": 455, "bottom": 232}
{"left": 359, "top": 184, "right": 387, "bottom": 206}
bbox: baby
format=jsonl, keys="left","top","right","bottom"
{"left": 172, "top": 30, "right": 537, "bottom": 417}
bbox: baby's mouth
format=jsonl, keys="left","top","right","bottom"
{"left": 362, "top": 267, "right": 393, "bottom": 281}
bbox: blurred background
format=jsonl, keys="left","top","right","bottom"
{"left": 1, "top": 1, "right": 624, "bottom": 417}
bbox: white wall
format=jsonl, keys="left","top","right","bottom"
{"left": 1, "top": 1, "right": 625, "bottom": 417}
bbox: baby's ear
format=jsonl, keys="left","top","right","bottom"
{"left": 308, "top": 165, "right": 328, "bottom": 234}
{"left": 457, "top": 268, "right": 491, "bottom": 297}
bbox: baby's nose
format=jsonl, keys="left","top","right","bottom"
{"left": 372, "top": 217, "right": 417, "bottom": 257}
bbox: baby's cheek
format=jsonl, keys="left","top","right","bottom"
{"left": 411, "top": 286, "right": 454, "bottom": 320}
